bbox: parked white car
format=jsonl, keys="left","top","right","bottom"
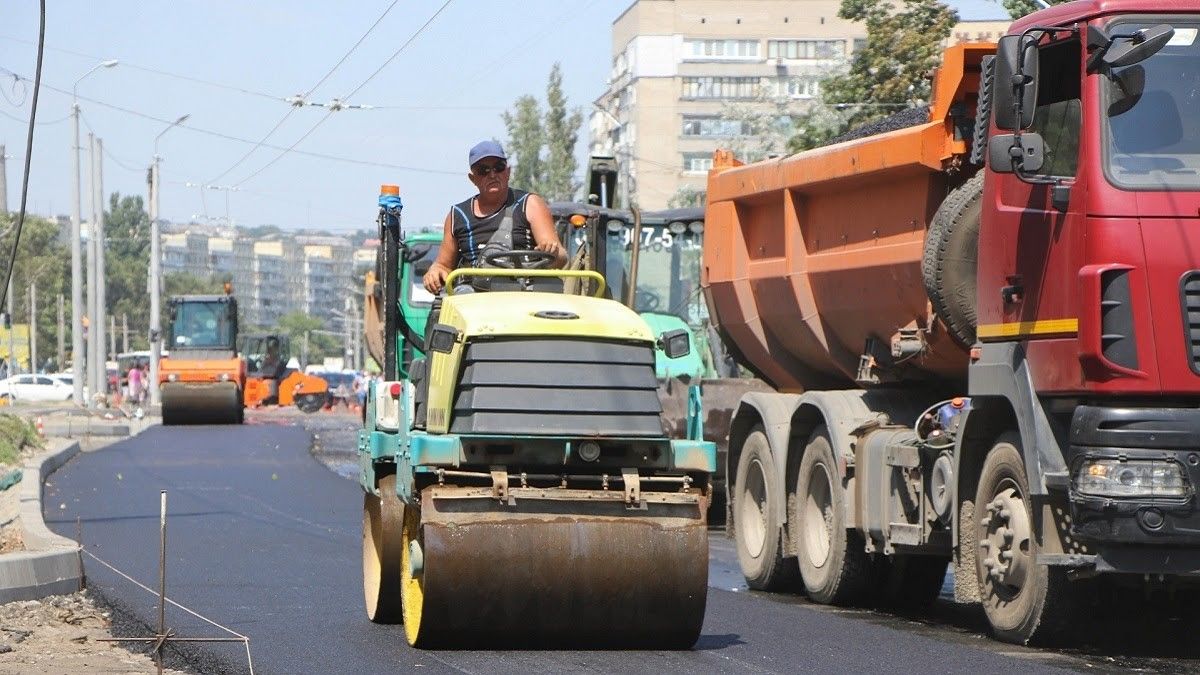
{"left": 0, "top": 374, "right": 74, "bottom": 402}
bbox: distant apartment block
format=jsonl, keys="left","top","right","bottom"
{"left": 591, "top": 0, "right": 1010, "bottom": 209}
{"left": 159, "top": 225, "right": 355, "bottom": 329}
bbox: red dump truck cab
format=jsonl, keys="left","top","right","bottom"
{"left": 705, "top": 0, "right": 1200, "bottom": 646}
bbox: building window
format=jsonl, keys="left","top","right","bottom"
{"left": 853, "top": 38, "right": 867, "bottom": 53}
{"left": 681, "top": 76, "right": 762, "bottom": 100}
{"left": 684, "top": 39, "right": 760, "bottom": 60}
{"left": 682, "top": 153, "right": 714, "bottom": 173}
{"left": 767, "top": 39, "right": 846, "bottom": 60}
{"left": 775, "top": 76, "right": 821, "bottom": 99}
{"left": 682, "top": 116, "right": 750, "bottom": 137}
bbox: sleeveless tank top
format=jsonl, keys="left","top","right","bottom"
{"left": 450, "top": 188, "right": 533, "bottom": 267}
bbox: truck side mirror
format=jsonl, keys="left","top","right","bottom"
{"left": 993, "top": 34, "right": 1040, "bottom": 130}
{"left": 988, "top": 132, "right": 1045, "bottom": 174}
{"left": 658, "top": 329, "right": 691, "bottom": 359}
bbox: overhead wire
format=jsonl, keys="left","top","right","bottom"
{"left": 2, "top": 0, "right": 45, "bottom": 320}
{"left": 0, "top": 68, "right": 464, "bottom": 175}
{"left": 0, "top": 107, "right": 68, "bottom": 125}
{"left": 0, "top": 33, "right": 284, "bottom": 102}
{"left": 207, "top": 0, "right": 404, "bottom": 185}
{"left": 229, "top": 0, "right": 456, "bottom": 188}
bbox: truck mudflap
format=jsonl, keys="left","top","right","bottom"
{"left": 399, "top": 484, "right": 708, "bottom": 648}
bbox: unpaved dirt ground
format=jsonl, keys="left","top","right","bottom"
{"left": 0, "top": 592, "right": 189, "bottom": 674}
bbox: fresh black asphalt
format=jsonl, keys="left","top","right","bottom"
{"left": 44, "top": 422, "right": 1090, "bottom": 674}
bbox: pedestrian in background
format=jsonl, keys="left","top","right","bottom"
{"left": 127, "top": 364, "right": 143, "bottom": 407}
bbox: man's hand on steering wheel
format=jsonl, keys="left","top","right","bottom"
{"left": 482, "top": 248, "right": 558, "bottom": 270}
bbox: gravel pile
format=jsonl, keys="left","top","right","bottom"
{"left": 824, "top": 106, "right": 931, "bottom": 147}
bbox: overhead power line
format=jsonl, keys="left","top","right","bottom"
{"left": 207, "top": 0, "right": 403, "bottom": 185}
{"left": 229, "top": 0, "right": 455, "bottom": 188}
{"left": 0, "top": 33, "right": 285, "bottom": 102}
{"left": 0, "top": 67, "right": 461, "bottom": 175}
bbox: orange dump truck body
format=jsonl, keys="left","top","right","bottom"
{"left": 703, "top": 44, "right": 994, "bottom": 392}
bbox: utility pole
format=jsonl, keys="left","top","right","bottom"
{"left": 71, "top": 108, "right": 84, "bottom": 402}
{"left": 149, "top": 113, "right": 188, "bottom": 408}
{"left": 122, "top": 313, "right": 128, "bottom": 354}
{"left": 0, "top": 144, "right": 7, "bottom": 214}
{"left": 71, "top": 59, "right": 117, "bottom": 403}
{"left": 96, "top": 138, "right": 107, "bottom": 388}
{"left": 57, "top": 294, "right": 64, "bottom": 372}
{"left": 87, "top": 133, "right": 100, "bottom": 400}
{"left": 109, "top": 315, "right": 116, "bottom": 362}
{"left": 29, "top": 282, "right": 36, "bottom": 373}
{"left": 6, "top": 276, "right": 14, "bottom": 376}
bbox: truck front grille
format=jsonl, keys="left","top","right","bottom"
{"left": 1182, "top": 272, "right": 1200, "bottom": 374}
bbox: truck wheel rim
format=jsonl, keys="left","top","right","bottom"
{"left": 803, "top": 461, "right": 832, "bottom": 569}
{"left": 979, "top": 485, "right": 1032, "bottom": 593}
{"left": 740, "top": 458, "right": 768, "bottom": 559}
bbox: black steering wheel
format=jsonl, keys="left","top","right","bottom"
{"left": 635, "top": 289, "right": 661, "bottom": 311}
{"left": 483, "top": 248, "right": 556, "bottom": 270}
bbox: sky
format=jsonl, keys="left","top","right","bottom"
{"left": 1, "top": 0, "right": 1009, "bottom": 237}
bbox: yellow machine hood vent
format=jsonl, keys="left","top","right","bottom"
{"left": 439, "top": 292, "right": 654, "bottom": 342}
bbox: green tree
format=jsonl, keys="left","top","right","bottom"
{"left": 542, "top": 63, "right": 583, "bottom": 201}
{"left": 502, "top": 95, "right": 544, "bottom": 193}
{"left": 1003, "top": 0, "right": 1045, "bottom": 19}
{"left": 787, "top": 0, "right": 958, "bottom": 149}
{"left": 502, "top": 64, "right": 584, "bottom": 200}
{"left": 104, "top": 193, "right": 151, "bottom": 353}
{"left": 163, "top": 272, "right": 225, "bottom": 296}
{"left": 274, "top": 311, "right": 339, "bottom": 363}
{"left": 0, "top": 213, "right": 69, "bottom": 371}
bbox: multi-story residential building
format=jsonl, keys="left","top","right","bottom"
{"left": 156, "top": 225, "right": 356, "bottom": 329}
{"left": 591, "top": 1, "right": 1010, "bottom": 209}
{"left": 591, "top": 0, "right": 868, "bottom": 208}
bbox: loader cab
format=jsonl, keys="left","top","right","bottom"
{"left": 167, "top": 295, "right": 238, "bottom": 356}
{"left": 240, "top": 334, "right": 291, "bottom": 379}
{"left": 553, "top": 203, "right": 712, "bottom": 379}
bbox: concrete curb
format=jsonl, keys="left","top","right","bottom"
{"left": 0, "top": 438, "right": 84, "bottom": 603}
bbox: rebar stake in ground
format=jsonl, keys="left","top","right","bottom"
{"left": 96, "top": 490, "right": 253, "bottom": 674}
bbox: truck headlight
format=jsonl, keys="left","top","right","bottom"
{"left": 1073, "top": 458, "right": 1189, "bottom": 498}
{"left": 219, "top": 372, "right": 230, "bottom": 382}
{"left": 167, "top": 373, "right": 179, "bottom": 382}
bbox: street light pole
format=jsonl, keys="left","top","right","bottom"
{"left": 71, "top": 59, "right": 117, "bottom": 405}
{"left": 96, "top": 137, "right": 107, "bottom": 392}
{"left": 86, "top": 132, "right": 99, "bottom": 401}
{"left": 149, "top": 113, "right": 190, "bottom": 408}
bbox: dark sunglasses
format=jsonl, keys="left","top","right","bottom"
{"left": 472, "top": 161, "right": 507, "bottom": 176}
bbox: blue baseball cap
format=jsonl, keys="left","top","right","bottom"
{"left": 468, "top": 140, "right": 506, "bottom": 167}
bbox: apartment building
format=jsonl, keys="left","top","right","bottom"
{"left": 159, "top": 226, "right": 354, "bottom": 329}
{"left": 591, "top": 0, "right": 867, "bottom": 208}
{"left": 591, "top": 0, "right": 1010, "bottom": 209}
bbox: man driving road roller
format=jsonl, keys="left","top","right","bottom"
{"left": 422, "top": 140, "right": 566, "bottom": 294}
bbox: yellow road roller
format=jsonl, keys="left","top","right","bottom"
{"left": 359, "top": 248, "right": 715, "bottom": 648}
{"left": 159, "top": 291, "right": 244, "bottom": 425}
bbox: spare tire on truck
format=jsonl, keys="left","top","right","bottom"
{"left": 922, "top": 172, "right": 983, "bottom": 347}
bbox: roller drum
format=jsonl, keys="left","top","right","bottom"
{"left": 161, "top": 382, "right": 243, "bottom": 425}
{"left": 402, "top": 486, "right": 709, "bottom": 648}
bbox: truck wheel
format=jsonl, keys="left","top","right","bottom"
{"left": 794, "top": 425, "right": 873, "bottom": 605}
{"left": 975, "top": 434, "right": 1073, "bottom": 644}
{"left": 733, "top": 428, "right": 797, "bottom": 590}
{"left": 363, "top": 475, "right": 404, "bottom": 623}
{"left": 922, "top": 172, "right": 983, "bottom": 347}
